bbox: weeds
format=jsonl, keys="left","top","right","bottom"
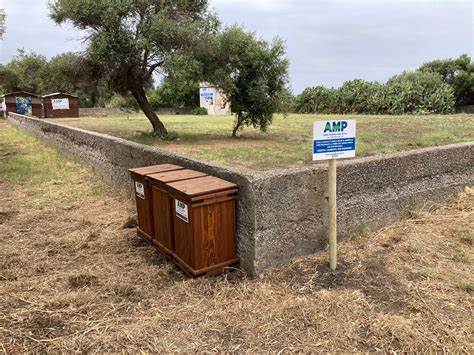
{"left": 350, "top": 223, "right": 368, "bottom": 241}
{"left": 452, "top": 250, "right": 469, "bottom": 263}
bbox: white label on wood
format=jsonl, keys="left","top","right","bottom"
{"left": 52, "top": 98, "right": 70, "bottom": 110}
{"left": 135, "top": 182, "right": 145, "bottom": 199}
{"left": 175, "top": 199, "right": 189, "bottom": 223}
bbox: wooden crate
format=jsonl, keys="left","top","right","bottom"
{"left": 167, "top": 176, "right": 239, "bottom": 276}
{"left": 128, "top": 164, "right": 183, "bottom": 241}
{"left": 146, "top": 169, "right": 208, "bottom": 256}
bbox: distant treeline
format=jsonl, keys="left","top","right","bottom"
{"left": 294, "top": 54, "right": 473, "bottom": 115}
{"left": 0, "top": 50, "right": 199, "bottom": 110}
{"left": 1, "top": 50, "right": 472, "bottom": 115}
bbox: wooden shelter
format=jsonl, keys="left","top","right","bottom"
{"left": 43, "top": 92, "right": 79, "bottom": 118}
{"left": 1, "top": 91, "right": 42, "bottom": 117}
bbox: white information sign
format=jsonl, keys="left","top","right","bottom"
{"left": 175, "top": 199, "right": 189, "bottom": 223}
{"left": 199, "top": 87, "right": 214, "bottom": 107}
{"left": 52, "top": 98, "right": 70, "bottom": 110}
{"left": 313, "top": 120, "right": 356, "bottom": 161}
{"left": 135, "top": 182, "right": 145, "bottom": 199}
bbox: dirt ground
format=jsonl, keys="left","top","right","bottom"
{"left": 0, "top": 123, "right": 473, "bottom": 352}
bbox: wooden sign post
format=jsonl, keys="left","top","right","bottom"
{"left": 313, "top": 120, "right": 356, "bottom": 270}
{"left": 328, "top": 158, "right": 337, "bottom": 270}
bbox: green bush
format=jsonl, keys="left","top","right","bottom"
{"left": 295, "top": 71, "right": 455, "bottom": 115}
{"left": 106, "top": 94, "right": 139, "bottom": 111}
{"left": 192, "top": 107, "right": 208, "bottom": 115}
{"left": 386, "top": 71, "right": 454, "bottom": 114}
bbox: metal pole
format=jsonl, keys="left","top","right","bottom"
{"left": 328, "top": 159, "right": 337, "bottom": 270}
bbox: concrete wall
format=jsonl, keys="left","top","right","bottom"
{"left": 7, "top": 113, "right": 474, "bottom": 275}
{"left": 251, "top": 146, "right": 474, "bottom": 272}
{"left": 7, "top": 113, "right": 258, "bottom": 274}
{"left": 456, "top": 105, "right": 474, "bottom": 114}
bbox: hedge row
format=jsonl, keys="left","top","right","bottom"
{"left": 295, "top": 71, "right": 455, "bottom": 115}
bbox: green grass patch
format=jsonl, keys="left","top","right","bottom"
{"left": 0, "top": 123, "right": 106, "bottom": 204}
{"left": 49, "top": 113, "right": 474, "bottom": 170}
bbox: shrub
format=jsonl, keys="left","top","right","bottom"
{"left": 296, "top": 71, "right": 455, "bottom": 115}
{"left": 386, "top": 71, "right": 455, "bottom": 114}
{"left": 192, "top": 107, "right": 208, "bottom": 115}
{"left": 106, "top": 94, "right": 139, "bottom": 111}
{"left": 294, "top": 86, "right": 338, "bottom": 114}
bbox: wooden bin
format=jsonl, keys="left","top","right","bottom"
{"left": 146, "top": 169, "right": 208, "bottom": 256}
{"left": 167, "top": 176, "right": 239, "bottom": 276}
{"left": 128, "top": 164, "right": 183, "bottom": 241}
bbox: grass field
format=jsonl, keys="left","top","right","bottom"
{"left": 50, "top": 113, "right": 474, "bottom": 170}
{"left": 1, "top": 121, "right": 473, "bottom": 352}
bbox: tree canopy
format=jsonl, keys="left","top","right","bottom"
{"left": 49, "top": 0, "right": 219, "bottom": 136}
{"left": 418, "top": 54, "right": 473, "bottom": 106}
{"left": 204, "top": 27, "right": 290, "bottom": 137}
{"left": 1, "top": 49, "right": 48, "bottom": 94}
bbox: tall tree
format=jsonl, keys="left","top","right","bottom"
{"left": 49, "top": 0, "right": 219, "bottom": 136}
{"left": 4, "top": 49, "right": 48, "bottom": 93}
{"left": 203, "top": 27, "right": 290, "bottom": 137}
{"left": 46, "top": 52, "right": 111, "bottom": 107}
{"left": 418, "top": 54, "right": 474, "bottom": 106}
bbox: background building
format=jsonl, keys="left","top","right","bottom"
{"left": 1, "top": 91, "right": 42, "bottom": 118}
{"left": 199, "top": 83, "right": 231, "bottom": 116}
{"left": 43, "top": 93, "right": 79, "bottom": 118}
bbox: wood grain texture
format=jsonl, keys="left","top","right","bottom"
{"left": 151, "top": 186, "right": 175, "bottom": 253}
{"left": 147, "top": 169, "right": 207, "bottom": 187}
{"left": 167, "top": 176, "right": 237, "bottom": 199}
{"left": 129, "top": 164, "right": 183, "bottom": 241}
{"left": 172, "top": 195, "right": 237, "bottom": 274}
{"left": 135, "top": 183, "right": 155, "bottom": 237}
{"left": 129, "top": 164, "right": 183, "bottom": 181}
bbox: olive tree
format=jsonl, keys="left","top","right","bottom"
{"left": 204, "top": 27, "right": 290, "bottom": 137}
{"left": 49, "top": 0, "right": 218, "bottom": 136}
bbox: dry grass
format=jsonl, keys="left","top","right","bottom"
{"left": 1, "top": 121, "right": 473, "bottom": 352}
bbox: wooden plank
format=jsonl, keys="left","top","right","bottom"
{"left": 129, "top": 164, "right": 183, "bottom": 180}
{"left": 147, "top": 169, "right": 207, "bottom": 188}
{"left": 135, "top": 182, "right": 155, "bottom": 237}
{"left": 167, "top": 176, "right": 237, "bottom": 197}
{"left": 151, "top": 187, "right": 175, "bottom": 252}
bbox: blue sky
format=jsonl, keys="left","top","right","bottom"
{"left": 0, "top": 0, "right": 472, "bottom": 93}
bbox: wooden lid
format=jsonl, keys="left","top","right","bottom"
{"left": 167, "top": 176, "right": 237, "bottom": 198}
{"left": 146, "top": 169, "right": 207, "bottom": 185}
{"left": 128, "top": 164, "right": 183, "bottom": 177}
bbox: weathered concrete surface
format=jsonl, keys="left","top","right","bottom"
{"left": 7, "top": 113, "right": 474, "bottom": 275}
{"left": 251, "top": 145, "right": 474, "bottom": 272}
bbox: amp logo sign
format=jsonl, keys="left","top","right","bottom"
{"left": 324, "top": 121, "right": 348, "bottom": 133}
{"left": 313, "top": 119, "right": 356, "bottom": 161}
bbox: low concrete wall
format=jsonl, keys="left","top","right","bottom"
{"left": 251, "top": 146, "right": 473, "bottom": 271}
{"left": 7, "top": 113, "right": 474, "bottom": 274}
{"left": 7, "top": 113, "right": 258, "bottom": 274}
{"left": 456, "top": 105, "right": 474, "bottom": 114}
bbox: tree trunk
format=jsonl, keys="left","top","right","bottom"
{"left": 131, "top": 87, "right": 168, "bottom": 137}
{"left": 231, "top": 114, "right": 243, "bottom": 137}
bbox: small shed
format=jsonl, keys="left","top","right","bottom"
{"left": 1, "top": 91, "right": 42, "bottom": 117}
{"left": 43, "top": 93, "right": 79, "bottom": 118}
